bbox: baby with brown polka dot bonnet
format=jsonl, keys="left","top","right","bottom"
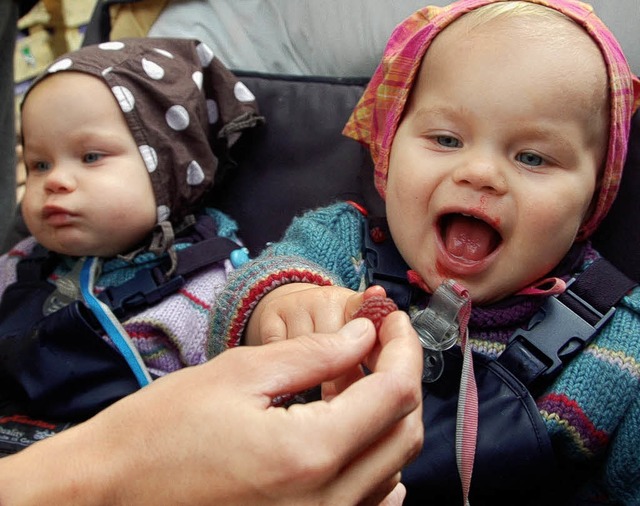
{"left": 0, "top": 39, "right": 263, "bottom": 422}
{"left": 20, "top": 38, "right": 262, "bottom": 259}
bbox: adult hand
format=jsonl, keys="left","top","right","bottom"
{"left": 0, "top": 312, "right": 423, "bottom": 505}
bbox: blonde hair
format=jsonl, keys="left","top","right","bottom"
{"left": 463, "top": 1, "right": 573, "bottom": 31}
{"left": 456, "top": 1, "right": 610, "bottom": 163}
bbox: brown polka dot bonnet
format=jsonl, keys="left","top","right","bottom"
{"left": 24, "top": 38, "right": 263, "bottom": 233}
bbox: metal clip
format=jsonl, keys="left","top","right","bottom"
{"left": 411, "top": 279, "right": 468, "bottom": 382}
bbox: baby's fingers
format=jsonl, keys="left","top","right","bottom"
{"left": 257, "top": 312, "right": 289, "bottom": 344}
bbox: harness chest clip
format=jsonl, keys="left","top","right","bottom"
{"left": 98, "top": 267, "right": 185, "bottom": 319}
{"left": 499, "top": 279, "right": 616, "bottom": 394}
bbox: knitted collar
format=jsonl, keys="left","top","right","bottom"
{"left": 471, "top": 244, "right": 598, "bottom": 347}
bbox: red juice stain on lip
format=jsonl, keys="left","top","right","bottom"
{"left": 469, "top": 196, "right": 501, "bottom": 230}
{"left": 468, "top": 196, "right": 489, "bottom": 220}
{"left": 473, "top": 195, "right": 489, "bottom": 215}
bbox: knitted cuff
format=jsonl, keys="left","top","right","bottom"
{"left": 207, "top": 255, "right": 338, "bottom": 357}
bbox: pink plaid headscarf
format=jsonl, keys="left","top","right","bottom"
{"left": 343, "top": 0, "right": 640, "bottom": 240}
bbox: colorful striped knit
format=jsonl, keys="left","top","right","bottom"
{"left": 209, "top": 201, "right": 640, "bottom": 504}
{"left": 1, "top": 208, "right": 239, "bottom": 378}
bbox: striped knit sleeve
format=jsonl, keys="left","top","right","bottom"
{"left": 539, "top": 286, "right": 640, "bottom": 503}
{"left": 207, "top": 202, "right": 366, "bottom": 356}
{"left": 0, "top": 237, "right": 38, "bottom": 297}
{"left": 601, "top": 289, "right": 640, "bottom": 504}
{"left": 605, "top": 391, "right": 640, "bottom": 504}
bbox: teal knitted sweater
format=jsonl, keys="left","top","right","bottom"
{"left": 210, "top": 202, "right": 640, "bottom": 505}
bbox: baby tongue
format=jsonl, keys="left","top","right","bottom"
{"left": 444, "top": 215, "right": 498, "bottom": 261}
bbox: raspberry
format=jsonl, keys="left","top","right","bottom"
{"left": 353, "top": 295, "right": 398, "bottom": 332}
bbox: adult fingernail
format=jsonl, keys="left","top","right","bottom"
{"left": 339, "top": 318, "right": 370, "bottom": 339}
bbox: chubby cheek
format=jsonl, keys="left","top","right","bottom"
{"left": 529, "top": 190, "right": 588, "bottom": 243}
{"left": 386, "top": 164, "right": 443, "bottom": 287}
{"left": 137, "top": 199, "right": 158, "bottom": 231}
{"left": 513, "top": 197, "right": 585, "bottom": 283}
{"left": 112, "top": 180, "right": 157, "bottom": 228}
{"left": 20, "top": 191, "right": 42, "bottom": 235}
{"left": 114, "top": 205, "right": 156, "bottom": 241}
{"left": 530, "top": 206, "right": 578, "bottom": 243}
{"left": 387, "top": 203, "right": 444, "bottom": 293}
{"left": 385, "top": 163, "right": 429, "bottom": 225}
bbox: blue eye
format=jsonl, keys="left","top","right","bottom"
{"left": 83, "top": 152, "right": 103, "bottom": 164}
{"left": 437, "top": 136, "right": 461, "bottom": 148}
{"left": 31, "top": 161, "right": 51, "bottom": 173}
{"left": 517, "top": 152, "right": 544, "bottom": 167}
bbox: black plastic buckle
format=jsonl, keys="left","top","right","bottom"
{"left": 363, "top": 217, "right": 414, "bottom": 310}
{"left": 99, "top": 268, "right": 185, "bottom": 318}
{"left": 499, "top": 284, "right": 615, "bottom": 392}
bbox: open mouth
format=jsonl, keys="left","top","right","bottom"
{"left": 439, "top": 213, "right": 502, "bottom": 262}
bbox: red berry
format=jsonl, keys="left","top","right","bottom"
{"left": 370, "top": 226, "right": 387, "bottom": 243}
{"left": 353, "top": 295, "right": 398, "bottom": 332}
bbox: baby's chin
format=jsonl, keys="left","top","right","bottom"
{"left": 41, "top": 239, "right": 123, "bottom": 258}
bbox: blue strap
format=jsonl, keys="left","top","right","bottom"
{"left": 79, "top": 257, "right": 152, "bottom": 387}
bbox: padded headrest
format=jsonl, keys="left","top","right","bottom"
{"left": 208, "top": 74, "right": 382, "bottom": 254}
{"left": 593, "top": 110, "right": 640, "bottom": 281}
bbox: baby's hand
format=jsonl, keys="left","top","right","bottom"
{"left": 246, "top": 284, "right": 393, "bottom": 346}
{"left": 246, "top": 283, "right": 362, "bottom": 345}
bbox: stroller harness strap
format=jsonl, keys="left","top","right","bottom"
{"left": 363, "top": 216, "right": 638, "bottom": 394}
{"left": 0, "top": 215, "right": 241, "bottom": 441}
{"left": 362, "top": 216, "right": 637, "bottom": 504}
{"left": 498, "top": 257, "right": 637, "bottom": 396}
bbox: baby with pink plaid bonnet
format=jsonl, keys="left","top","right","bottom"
{"left": 211, "top": 1, "right": 640, "bottom": 503}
